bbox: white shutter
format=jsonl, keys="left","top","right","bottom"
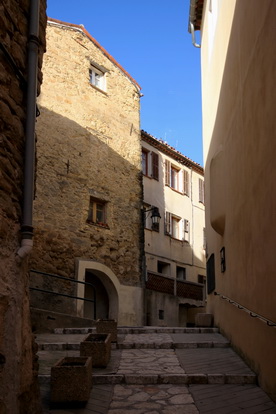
{"left": 165, "top": 212, "right": 171, "bottom": 234}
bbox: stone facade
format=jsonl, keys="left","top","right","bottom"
{"left": 0, "top": 1, "right": 46, "bottom": 412}
{"left": 30, "top": 19, "right": 144, "bottom": 326}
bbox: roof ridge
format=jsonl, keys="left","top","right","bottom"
{"left": 141, "top": 129, "right": 203, "bottom": 170}
{"left": 47, "top": 17, "right": 141, "bottom": 91}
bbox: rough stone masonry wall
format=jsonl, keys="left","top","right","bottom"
{"left": 0, "top": 1, "right": 46, "bottom": 413}
{"left": 30, "top": 23, "right": 144, "bottom": 316}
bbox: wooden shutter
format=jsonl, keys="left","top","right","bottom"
{"left": 183, "top": 169, "right": 189, "bottom": 196}
{"left": 199, "top": 178, "right": 205, "bottom": 203}
{"left": 151, "top": 152, "right": 159, "bottom": 180}
{"left": 165, "top": 160, "right": 170, "bottom": 186}
{"left": 165, "top": 211, "right": 171, "bottom": 234}
{"left": 182, "top": 219, "right": 189, "bottom": 242}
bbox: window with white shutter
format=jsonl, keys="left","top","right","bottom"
{"left": 183, "top": 169, "right": 190, "bottom": 196}
{"left": 199, "top": 178, "right": 205, "bottom": 204}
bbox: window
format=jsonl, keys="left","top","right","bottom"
{"left": 165, "top": 160, "right": 189, "bottom": 196}
{"left": 158, "top": 309, "right": 164, "bottom": 320}
{"left": 89, "top": 66, "right": 106, "bottom": 91}
{"left": 172, "top": 216, "right": 181, "bottom": 239}
{"left": 87, "top": 197, "right": 107, "bottom": 226}
{"left": 171, "top": 166, "right": 180, "bottom": 190}
{"left": 198, "top": 275, "right": 206, "bottom": 285}
{"left": 142, "top": 149, "right": 159, "bottom": 180}
{"left": 151, "top": 152, "right": 159, "bottom": 180}
{"left": 199, "top": 178, "right": 205, "bottom": 204}
{"left": 142, "top": 150, "right": 149, "bottom": 175}
{"left": 207, "top": 254, "right": 215, "bottom": 294}
{"left": 157, "top": 261, "right": 170, "bottom": 275}
{"left": 177, "top": 266, "right": 186, "bottom": 280}
{"left": 165, "top": 212, "right": 189, "bottom": 242}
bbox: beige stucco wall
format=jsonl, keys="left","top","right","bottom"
{"left": 0, "top": 1, "right": 47, "bottom": 412}
{"left": 142, "top": 140, "right": 206, "bottom": 283}
{"left": 30, "top": 22, "right": 144, "bottom": 326}
{"left": 200, "top": 0, "right": 276, "bottom": 400}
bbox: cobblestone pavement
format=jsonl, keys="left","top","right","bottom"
{"left": 37, "top": 328, "right": 276, "bottom": 414}
{"left": 109, "top": 384, "right": 199, "bottom": 414}
{"left": 117, "top": 349, "right": 185, "bottom": 375}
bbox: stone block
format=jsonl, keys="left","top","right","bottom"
{"left": 187, "top": 374, "right": 208, "bottom": 384}
{"left": 80, "top": 333, "right": 111, "bottom": 367}
{"left": 158, "top": 374, "right": 188, "bottom": 384}
{"left": 208, "top": 374, "right": 225, "bottom": 384}
{"left": 50, "top": 356, "right": 92, "bottom": 403}
{"left": 93, "top": 374, "right": 124, "bottom": 384}
{"left": 96, "top": 319, "right": 117, "bottom": 342}
{"left": 124, "top": 375, "right": 158, "bottom": 384}
{"left": 195, "top": 313, "right": 213, "bottom": 327}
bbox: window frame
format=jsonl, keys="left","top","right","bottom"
{"left": 165, "top": 160, "right": 190, "bottom": 196}
{"left": 177, "top": 266, "right": 186, "bottom": 281}
{"left": 87, "top": 197, "right": 108, "bottom": 227}
{"left": 142, "top": 149, "right": 149, "bottom": 176}
{"left": 151, "top": 151, "right": 159, "bottom": 180}
{"left": 89, "top": 65, "right": 106, "bottom": 92}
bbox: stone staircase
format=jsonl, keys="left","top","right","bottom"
{"left": 37, "top": 326, "right": 276, "bottom": 413}
{"left": 36, "top": 326, "right": 257, "bottom": 385}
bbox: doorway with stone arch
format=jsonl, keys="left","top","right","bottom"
{"left": 76, "top": 259, "right": 120, "bottom": 321}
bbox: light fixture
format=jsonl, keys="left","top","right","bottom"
{"left": 144, "top": 206, "right": 161, "bottom": 225}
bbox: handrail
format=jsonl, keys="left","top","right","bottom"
{"left": 29, "top": 269, "right": 96, "bottom": 319}
{"left": 214, "top": 292, "right": 276, "bottom": 327}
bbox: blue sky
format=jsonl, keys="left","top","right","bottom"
{"left": 46, "top": 1, "right": 203, "bottom": 165}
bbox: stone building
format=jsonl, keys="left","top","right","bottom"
{"left": 0, "top": 0, "right": 46, "bottom": 412}
{"left": 142, "top": 131, "right": 206, "bottom": 326}
{"left": 30, "top": 19, "right": 144, "bottom": 326}
{"left": 189, "top": 0, "right": 276, "bottom": 401}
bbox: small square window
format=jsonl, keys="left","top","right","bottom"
{"left": 89, "top": 66, "right": 106, "bottom": 91}
{"left": 177, "top": 266, "right": 186, "bottom": 280}
{"left": 87, "top": 197, "right": 107, "bottom": 227}
{"left": 157, "top": 261, "right": 170, "bottom": 276}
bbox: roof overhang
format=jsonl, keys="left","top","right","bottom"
{"left": 188, "top": 0, "right": 205, "bottom": 32}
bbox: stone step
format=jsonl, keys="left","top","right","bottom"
{"left": 36, "top": 332, "right": 230, "bottom": 351}
{"left": 39, "top": 372, "right": 257, "bottom": 386}
{"left": 53, "top": 326, "right": 219, "bottom": 334}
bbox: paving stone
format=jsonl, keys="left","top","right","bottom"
{"left": 36, "top": 327, "right": 276, "bottom": 413}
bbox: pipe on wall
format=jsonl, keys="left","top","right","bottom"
{"left": 17, "top": 0, "right": 40, "bottom": 261}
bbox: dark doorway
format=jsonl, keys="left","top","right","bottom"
{"left": 84, "top": 271, "right": 109, "bottom": 319}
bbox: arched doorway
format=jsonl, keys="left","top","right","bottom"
{"left": 76, "top": 259, "right": 120, "bottom": 321}
{"left": 84, "top": 271, "right": 109, "bottom": 319}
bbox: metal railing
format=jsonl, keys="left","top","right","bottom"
{"left": 29, "top": 269, "right": 96, "bottom": 319}
{"left": 214, "top": 292, "right": 276, "bottom": 327}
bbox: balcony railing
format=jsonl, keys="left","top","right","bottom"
{"left": 146, "top": 271, "right": 204, "bottom": 301}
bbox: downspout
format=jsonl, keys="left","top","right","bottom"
{"left": 188, "top": 0, "right": 202, "bottom": 48}
{"left": 17, "top": 0, "right": 40, "bottom": 261}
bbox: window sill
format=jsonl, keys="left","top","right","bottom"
{"left": 166, "top": 234, "right": 190, "bottom": 244}
{"left": 165, "top": 185, "right": 189, "bottom": 197}
{"left": 86, "top": 220, "right": 110, "bottom": 229}
{"left": 89, "top": 83, "right": 108, "bottom": 96}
